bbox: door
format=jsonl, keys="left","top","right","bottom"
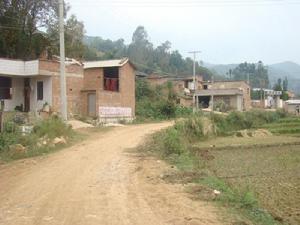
{"left": 87, "top": 93, "right": 96, "bottom": 117}
{"left": 24, "top": 78, "right": 31, "bottom": 112}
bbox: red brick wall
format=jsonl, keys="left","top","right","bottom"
{"left": 39, "top": 60, "right": 84, "bottom": 115}
{"left": 39, "top": 60, "right": 83, "bottom": 74}
{"left": 82, "top": 62, "right": 135, "bottom": 117}
{"left": 51, "top": 76, "right": 84, "bottom": 115}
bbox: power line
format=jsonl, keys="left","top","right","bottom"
{"left": 69, "top": 0, "right": 300, "bottom": 7}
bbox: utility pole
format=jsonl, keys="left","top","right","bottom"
{"left": 59, "top": 0, "right": 67, "bottom": 121}
{"left": 188, "top": 50, "right": 201, "bottom": 112}
{"left": 211, "top": 74, "right": 214, "bottom": 111}
{"left": 247, "top": 72, "right": 250, "bottom": 84}
{"left": 0, "top": 100, "right": 4, "bottom": 133}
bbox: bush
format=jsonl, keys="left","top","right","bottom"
{"left": 0, "top": 132, "right": 19, "bottom": 152}
{"left": 135, "top": 79, "right": 192, "bottom": 121}
{"left": 175, "top": 115, "right": 207, "bottom": 141}
{"left": 161, "top": 128, "right": 184, "bottom": 156}
{"left": 211, "top": 110, "right": 288, "bottom": 135}
{"left": 0, "top": 116, "right": 74, "bottom": 160}
{"left": 33, "top": 116, "right": 73, "bottom": 139}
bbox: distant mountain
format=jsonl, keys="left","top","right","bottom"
{"left": 268, "top": 61, "right": 300, "bottom": 94}
{"left": 203, "top": 63, "right": 238, "bottom": 78}
{"left": 205, "top": 61, "right": 300, "bottom": 94}
{"left": 268, "top": 61, "right": 300, "bottom": 80}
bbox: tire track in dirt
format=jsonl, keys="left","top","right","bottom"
{"left": 0, "top": 122, "right": 223, "bottom": 225}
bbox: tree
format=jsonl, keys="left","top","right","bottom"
{"left": 273, "top": 78, "right": 283, "bottom": 91}
{"left": 47, "top": 14, "right": 86, "bottom": 59}
{"left": 84, "top": 26, "right": 217, "bottom": 79}
{"left": 232, "top": 61, "right": 269, "bottom": 88}
{"left": 283, "top": 77, "right": 288, "bottom": 91}
{"left": 0, "top": 0, "right": 62, "bottom": 59}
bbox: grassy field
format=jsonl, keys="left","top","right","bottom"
{"left": 197, "top": 139, "right": 300, "bottom": 225}
{"left": 261, "top": 117, "right": 300, "bottom": 135}
{"left": 140, "top": 112, "right": 300, "bottom": 225}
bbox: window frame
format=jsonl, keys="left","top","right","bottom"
{"left": 0, "top": 77, "right": 12, "bottom": 100}
{"left": 37, "top": 81, "right": 44, "bottom": 101}
{"left": 103, "top": 67, "right": 120, "bottom": 92}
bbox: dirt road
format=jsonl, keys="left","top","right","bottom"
{"left": 0, "top": 122, "right": 222, "bottom": 225}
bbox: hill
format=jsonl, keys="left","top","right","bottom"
{"left": 206, "top": 61, "right": 300, "bottom": 94}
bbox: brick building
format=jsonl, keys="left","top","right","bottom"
{"left": 0, "top": 58, "right": 83, "bottom": 115}
{"left": 0, "top": 57, "right": 136, "bottom": 121}
{"left": 82, "top": 58, "right": 136, "bottom": 122}
{"left": 142, "top": 74, "right": 251, "bottom": 111}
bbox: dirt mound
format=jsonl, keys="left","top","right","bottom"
{"left": 235, "top": 129, "right": 272, "bottom": 138}
{"left": 253, "top": 129, "right": 273, "bottom": 137}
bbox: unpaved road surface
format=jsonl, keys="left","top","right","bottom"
{"left": 0, "top": 122, "right": 222, "bottom": 225}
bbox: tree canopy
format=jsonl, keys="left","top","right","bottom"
{"left": 84, "top": 26, "right": 215, "bottom": 80}
{"left": 0, "top": 0, "right": 60, "bottom": 59}
{"left": 0, "top": 0, "right": 85, "bottom": 60}
{"left": 231, "top": 61, "right": 269, "bottom": 88}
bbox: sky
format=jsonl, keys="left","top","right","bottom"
{"left": 67, "top": 0, "right": 300, "bottom": 65}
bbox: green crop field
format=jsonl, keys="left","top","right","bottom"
{"left": 201, "top": 140, "right": 300, "bottom": 225}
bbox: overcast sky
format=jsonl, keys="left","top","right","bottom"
{"left": 67, "top": 0, "right": 300, "bottom": 65}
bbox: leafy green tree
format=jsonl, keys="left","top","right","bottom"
{"left": 232, "top": 61, "right": 269, "bottom": 88}
{"left": 47, "top": 14, "right": 86, "bottom": 59}
{"left": 273, "top": 78, "right": 283, "bottom": 91}
{"left": 283, "top": 77, "right": 288, "bottom": 91}
{"left": 0, "top": 0, "right": 61, "bottom": 59}
{"left": 84, "top": 26, "right": 217, "bottom": 79}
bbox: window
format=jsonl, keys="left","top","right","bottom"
{"left": 104, "top": 67, "right": 119, "bottom": 92}
{"left": 203, "top": 85, "right": 208, "bottom": 90}
{"left": 37, "top": 81, "right": 43, "bottom": 100}
{"left": 0, "top": 77, "right": 12, "bottom": 99}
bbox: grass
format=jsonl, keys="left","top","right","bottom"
{"left": 137, "top": 111, "right": 300, "bottom": 225}
{"left": 0, "top": 116, "right": 76, "bottom": 162}
{"left": 206, "top": 144, "right": 300, "bottom": 225}
{"left": 261, "top": 117, "right": 300, "bottom": 135}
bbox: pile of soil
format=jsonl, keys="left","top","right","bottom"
{"left": 235, "top": 129, "right": 272, "bottom": 138}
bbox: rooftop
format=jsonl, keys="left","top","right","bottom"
{"left": 195, "top": 88, "right": 243, "bottom": 96}
{"left": 84, "top": 58, "right": 130, "bottom": 69}
{"left": 286, "top": 100, "right": 300, "bottom": 105}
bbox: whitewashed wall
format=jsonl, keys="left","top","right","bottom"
{"left": 30, "top": 76, "right": 52, "bottom": 112}
{"left": 3, "top": 76, "right": 52, "bottom": 112}
{"left": 0, "top": 59, "right": 39, "bottom": 76}
{"left": 4, "top": 78, "right": 24, "bottom": 111}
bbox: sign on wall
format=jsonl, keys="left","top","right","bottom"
{"left": 99, "top": 107, "right": 132, "bottom": 118}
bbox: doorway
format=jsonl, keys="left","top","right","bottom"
{"left": 87, "top": 93, "right": 96, "bottom": 117}
{"left": 24, "top": 78, "right": 31, "bottom": 112}
{"left": 198, "top": 96, "right": 211, "bottom": 108}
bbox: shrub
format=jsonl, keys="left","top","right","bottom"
{"left": 33, "top": 116, "right": 73, "bottom": 139}
{"left": 211, "top": 110, "right": 288, "bottom": 135}
{"left": 0, "top": 132, "right": 19, "bottom": 152}
{"left": 135, "top": 79, "right": 192, "bottom": 121}
{"left": 161, "top": 128, "right": 184, "bottom": 156}
{"left": 175, "top": 115, "right": 206, "bottom": 141}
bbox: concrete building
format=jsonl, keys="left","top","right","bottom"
{"left": 251, "top": 88, "right": 283, "bottom": 109}
{"left": 195, "top": 80, "right": 251, "bottom": 111}
{"left": 195, "top": 89, "right": 244, "bottom": 111}
{"left": 146, "top": 73, "right": 203, "bottom": 92}
{"left": 0, "top": 58, "right": 83, "bottom": 115}
{"left": 284, "top": 100, "right": 300, "bottom": 115}
{"left": 0, "top": 57, "right": 136, "bottom": 122}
